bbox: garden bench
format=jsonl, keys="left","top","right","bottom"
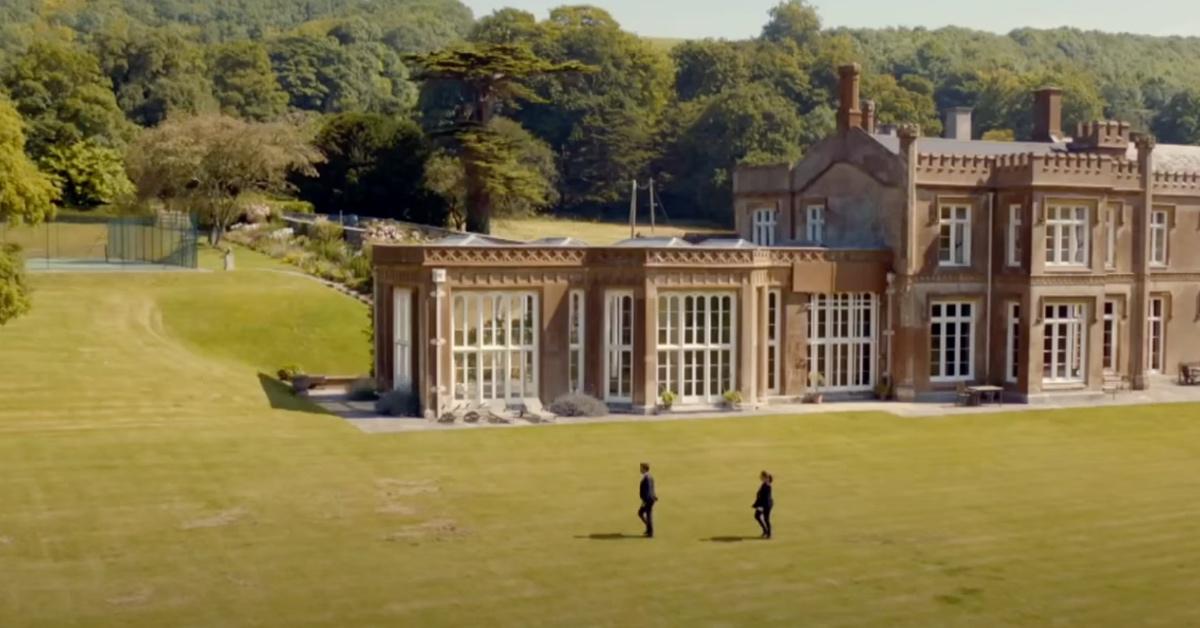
{"left": 1101, "top": 373, "right": 1129, "bottom": 400}
{"left": 291, "top": 374, "right": 360, "bottom": 395}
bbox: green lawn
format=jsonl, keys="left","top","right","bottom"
{"left": 2, "top": 265, "right": 1200, "bottom": 626}
{"left": 492, "top": 215, "right": 725, "bottom": 244}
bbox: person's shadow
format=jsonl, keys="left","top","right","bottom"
{"left": 575, "top": 532, "right": 644, "bottom": 540}
{"left": 703, "top": 536, "right": 765, "bottom": 543}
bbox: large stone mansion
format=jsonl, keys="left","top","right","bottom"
{"left": 372, "top": 63, "right": 1200, "bottom": 414}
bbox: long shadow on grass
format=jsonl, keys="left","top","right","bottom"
{"left": 575, "top": 533, "right": 645, "bottom": 540}
{"left": 703, "top": 536, "right": 766, "bottom": 543}
{"left": 257, "top": 372, "right": 328, "bottom": 415}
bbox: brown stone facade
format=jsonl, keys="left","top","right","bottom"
{"left": 373, "top": 244, "right": 891, "bottom": 415}
{"left": 732, "top": 64, "right": 1200, "bottom": 402}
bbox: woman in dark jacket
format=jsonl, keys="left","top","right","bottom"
{"left": 753, "top": 471, "right": 774, "bottom": 539}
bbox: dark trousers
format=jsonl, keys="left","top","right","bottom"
{"left": 754, "top": 507, "right": 772, "bottom": 537}
{"left": 637, "top": 501, "right": 655, "bottom": 536}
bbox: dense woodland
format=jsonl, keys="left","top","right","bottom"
{"left": 2, "top": 0, "right": 1200, "bottom": 235}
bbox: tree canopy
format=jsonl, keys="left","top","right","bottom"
{"left": 0, "top": 97, "right": 59, "bottom": 325}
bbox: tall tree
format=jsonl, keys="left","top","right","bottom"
{"left": 295, "top": 112, "right": 446, "bottom": 224}
{"left": 0, "top": 97, "right": 59, "bottom": 325}
{"left": 761, "top": 0, "right": 822, "bottom": 48}
{"left": 424, "top": 117, "right": 559, "bottom": 229}
{"left": 1153, "top": 89, "right": 1200, "bottom": 145}
{"left": 126, "top": 115, "right": 320, "bottom": 244}
{"left": 92, "top": 25, "right": 217, "bottom": 126}
{"left": 1, "top": 40, "right": 130, "bottom": 160}
{"left": 209, "top": 41, "right": 289, "bottom": 121}
{"left": 407, "top": 43, "right": 588, "bottom": 233}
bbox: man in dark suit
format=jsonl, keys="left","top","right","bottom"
{"left": 638, "top": 462, "right": 657, "bottom": 537}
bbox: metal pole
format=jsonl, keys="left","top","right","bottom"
{"left": 629, "top": 179, "right": 638, "bottom": 238}
{"left": 649, "top": 178, "right": 656, "bottom": 235}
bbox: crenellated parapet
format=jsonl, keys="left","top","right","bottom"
{"left": 1153, "top": 169, "right": 1200, "bottom": 193}
{"left": 1073, "top": 120, "right": 1132, "bottom": 152}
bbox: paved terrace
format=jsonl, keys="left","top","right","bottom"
{"left": 311, "top": 375, "right": 1200, "bottom": 435}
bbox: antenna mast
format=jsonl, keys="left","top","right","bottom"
{"left": 629, "top": 179, "right": 638, "bottom": 238}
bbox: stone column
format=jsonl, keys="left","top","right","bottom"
{"left": 738, "top": 280, "right": 758, "bottom": 406}
{"left": 638, "top": 281, "right": 659, "bottom": 412}
{"left": 1129, "top": 134, "right": 1155, "bottom": 390}
{"left": 757, "top": 284, "right": 770, "bottom": 405}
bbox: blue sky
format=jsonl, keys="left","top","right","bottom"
{"left": 461, "top": 0, "right": 1200, "bottom": 39}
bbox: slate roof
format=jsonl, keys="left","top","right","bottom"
{"left": 872, "top": 133, "right": 1200, "bottom": 174}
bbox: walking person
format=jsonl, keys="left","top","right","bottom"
{"left": 753, "top": 471, "right": 774, "bottom": 539}
{"left": 637, "top": 462, "right": 657, "bottom": 538}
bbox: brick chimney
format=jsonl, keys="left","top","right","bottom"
{"left": 943, "top": 107, "right": 972, "bottom": 140}
{"left": 862, "top": 99, "right": 877, "bottom": 134}
{"left": 837, "top": 63, "right": 863, "bottom": 132}
{"left": 1033, "top": 87, "right": 1063, "bottom": 142}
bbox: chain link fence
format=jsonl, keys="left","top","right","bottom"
{"left": 0, "top": 212, "right": 198, "bottom": 270}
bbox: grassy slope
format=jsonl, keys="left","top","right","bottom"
{"left": 1, "top": 266, "right": 1200, "bottom": 626}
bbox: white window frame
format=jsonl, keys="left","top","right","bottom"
{"left": 1149, "top": 209, "right": 1168, "bottom": 268}
{"left": 751, "top": 208, "right": 777, "bottom": 246}
{"left": 1104, "top": 206, "right": 1117, "bottom": 270}
{"left": 1005, "top": 302, "right": 1020, "bottom": 384}
{"left": 1044, "top": 205, "right": 1090, "bottom": 268}
{"left": 451, "top": 291, "right": 539, "bottom": 402}
{"left": 1006, "top": 204, "right": 1022, "bottom": 267}
{"left": 604, "top": 291, "right": 635, "bottom": 402}
{"left": 766, "top": 289, "right": 781, "bottom": 394}
{"left": 806, "top": 205, "right": 825, "bottom": 244}
{"left": 1148, "top": 296, "right": 1165, "bottom": 374}
{"left": 393, "top": 288, "right": 414, "bottom": 392}
{"left": 1042, "top": 303, "right": 1087, "bottom": 385}
{"left": 1102, "top": 299, "right": 1118, "bottom": 373}
{"left": 568, "top": 289, "right": 585, "bottom": 393}
{"left": 929, "top": 301, "right": 974, "bottom": 382}
{"left": 938, "top": 204, "right": 971, "bottom": 267}
{"left": 808, "top": 293, "right": 877, "bottom": 392}
{"left": 656, "top": 292, "right": 738, "bottom": 404}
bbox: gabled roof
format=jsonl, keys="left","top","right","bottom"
{"left": 434, "top": 234, "right": 503, "bottom": 246}
{"left": 529, "top": 236, "right": 589, "bottom": 247}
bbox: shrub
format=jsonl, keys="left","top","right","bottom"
{"left": 659, "top": 390, "right": 677, "bottom": 408}
{"left": 278, "top": 364, "right": 303, "bottom": 381}
{"left": 548, "top": 393, "right": 608, "bottom": 418}
{"left": 309, "top": 219, "right": 344, "bottom": 244}
{"left": 272, "top": 199, "right": 315, "bottom": 215}
{"left": 723, "top": 390, "right": 743, "bottom": 406}
{"left": 375, "top": 388, "right": 418, "bottom": 417}
{"left": 348, "top": 378, "right": 378, "bottom": 401}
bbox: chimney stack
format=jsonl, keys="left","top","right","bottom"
{"left": 862, "top": 99, "right": 877, "bottom": 134}
{"left": 943, "top": 106, "right": 973, "bottom": 140}
{"left": 837, "top": 63, "right": 863, "bottom": 132}
{"left": 1033, "top": 87, "right": 1063, "bottom": 142}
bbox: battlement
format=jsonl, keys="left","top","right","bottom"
{"left": 1074, "top": 120, "right": 1131, "bottom": 150}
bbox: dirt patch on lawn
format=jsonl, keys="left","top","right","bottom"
{"left": 182, "top": 507, "right": 249, "bottom": 530}
{"left": 382, "top": 519, "right": 461, "bottom": 544}
{"left": 107, "top": 586, "right": 154, "bottom": 607}
{"left": 375, "top": 478, "right": 439, "bottom": 496}
{"left": 0, "top": 535, "right": 11, "bottom": 546}
{"left": 375, "top": 478, "right": 439, "bottom": 516}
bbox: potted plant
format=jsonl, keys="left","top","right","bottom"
{"left": 722, "top": 389, "right": 743, "bottom": 410}
{"left": 659, "top": 390, "right": 677, "bottom": 413}
{"left": 873, "top": 377, "right": 893, "bottom": 401}
{"left": 806, "top": 371, "right": 825, "bottom": 404}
